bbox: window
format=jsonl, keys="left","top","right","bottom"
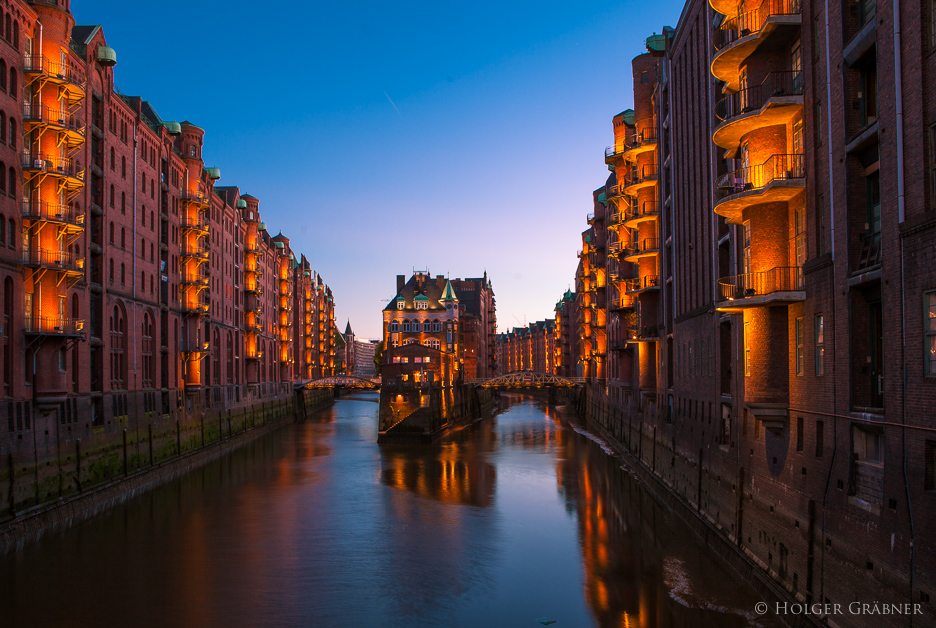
{"left": 389, "top": 320, "right": 398, "bottom": 332}
{"left": 432, "top": 320, "right": 441, "bottom": 332}
{"left": 926, "top": 291, "right": 936, "bottom": 376}
{"left": 743, "top": 321, "right": 751, "bottom": 376}
{"left": 121, "top": 156, "right": 126, "bottom": 179}
{"left": 402, "top": 321, "right": 410, "bottom": 333}
{"left": 7, "top": 166, "right": 13, "bottom": 196}
{"left": 795, "top": 317, "right": 804, "bottom": 375}
{"left": 796, "top": 416, "right": 804, "bottom": 451}
{"left": 815, "top": 314, "right": 825, "bottom": 375}
{"left": 0, "top": 59, "right": 5, "bottom": 92}
{"left": 9, "top": 68, "right": 15, "bottom": 99}
{"left": 7, "top": 218, "right": 13, "bottom": 248}
{"left": 396, "top": 298, "right": 404, "bottom": 310}
{"left": 121, "top": 228, "right": 126, "bottom": 249}
{"left": 742, "top": 221, "right": 752, "bottom": 275}
{"left": 415, "top": 300, "right": 427, "bottom": 310}
{"left": 109, "top": 185, "right": 115, "bottom": 207}
{"left": 791, "top": 39, "right": 802, "bottom": 92}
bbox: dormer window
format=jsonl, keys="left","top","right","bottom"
{"left": 416, "top": 301, "right": 428, "bottom": 310}
{"left": 396, "top": 298, "right": 405, "bottom": 310}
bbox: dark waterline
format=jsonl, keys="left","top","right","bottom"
{"left": 0, "top": 393, "right": 783, "bottom": 628}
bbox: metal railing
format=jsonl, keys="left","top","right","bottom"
{"left": 714, "top": 0, "right": 802, "bottom": 51}
{"left": 622, "top": 201, "right": 660, "bottom": 223}
{"left": 22, "top": 103, "right": 85, "bottom": 135}
{"left": 181, "top": 245, "right": 209, "bottom": 259}
{"left": 23, "top": 316, "right": 85, "bottom": 335}
{"left": 718, "top": 266, "right": 803, "bottom": 300}
{"left": 624, "top": 275, "right": 661, "bottom": 292}
{"left": 23, "top": 55, "right": 87, "bottom": 89}
{"left": 715, "top": 71, "right": 803, "bottom": 122}
{"left": 22, "top": 248, "right": 84, "bottom": 271}
{"left": 21, "top": 153, "right": 84, "bottom": 180}
{"left": 622, "top": 238, "right": 660, "bottom": 258}
{"left": 715, "top": 153, "right": 805, "bottom": 200}
{"left": 21, "top": 201, "right": 84, "bottom": 227}
{"left": 181, "top": 274, "right": 209, "bottom": 286}
{"left": 181, "top": 217, "right": 210, "bottom": 232}
{"left": 181, "top": 190, "right": 210, "bottom": 205}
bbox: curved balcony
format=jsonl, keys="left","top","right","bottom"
{"left": 711, "top": 0, "right": 802, "bottom": 89}
{"left": 181, "top": 301, "right": 210, "bottom": 317}
{"left": 21, "top": 201, "right": 84, "bottom": 231}
{"left": 714, "top": 72, "right": 803, "bottom": 152}
{"left": 623, "top": 164, "right": 658, "bottom": 196}
{"left": 626, "top": 323, "right": 661, "bottom": 343}
{"left": 622, "top": 127, "right": 658, "bottom": 162}
{"left": 22, "top": 153, "right": 84, "bottom": 191}
{"left": 181, "top": 245, "right": 210, "bottom": 261}
{"left": 245, "top": 283, "right": 264, "bottom": 296}
{"left": 622, "top": 201, "right": 660, "bottom": 228}
{"left": 716, "top": 266, "right": 804, "bottom": 312}
{"left": 22, "top": 103, "right": 85, "bottom": 146}
{"left": 181, "top": 274, "right": 209, "bottom": 288}
{"left": 23, "top": 56, "right": 87, "bottom": 100}
{"left": 605, "top": 183, "right": 627, "bottom": 205}
{"left": 624, "top": 275, "right": 661, "bottom": 294}
{"left": 23, "top": 316, "right": 85, "bottom": 338}
{"left": 244, "top": 242, "right": 261, "bottom": 254}
{"left": 181, "top": 190, "right": 211, "bottom": 207}
{"left": 246, "top": 319, "right": 263, "bottom": 333}
{"left": 710, "top": 0, "right": 743, "bottom": 17}
{"left": 715, "top": 153, "right": 805, "bottom": 223}
{"left": 622, "top": 238, "right": 660, "bottom": 262}
{"left": 606, "top": 210, "right": 624, "bottom": 227}
{"left": 181, "top": 217, "right": 210, "bottom": 235}
{"left": 22, "top": 249, "right": 84, "bottom": 274}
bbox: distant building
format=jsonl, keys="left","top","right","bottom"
{"left": 450, "top": 274, "right": 496, "bottom": 377}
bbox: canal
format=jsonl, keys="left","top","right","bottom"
{"left": 0, "top": 393, "right": 783, "bottom": 628}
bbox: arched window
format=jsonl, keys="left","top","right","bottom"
{"left": 4, "top": 15, "right": 10, "bottom": 43}
{"left": 7, "top": 166, "right": 13, "bottom": 195}
{"left": 109, "top": 258, "right": 114, "bottom": 283}
{"left": 0, "top": 213, "right": 4, "bottom": 244}
{"left": 109, "top": 222, "right": 114, "bottom": 244}
{"left": 0, "top": 59, "right": 6, "bottom": 92}
{"left": 121, "top": 156, "right": 126, "bottom": 179}
{"left": 8, "top": 118, "right": 14, "bottom": 148}
{"left": 109, "top": 184, "right": 114, "bottom": 207}
{"left": 121, "top": 192, "right": 126, "bottom": 214}
{"left": 8, "top": 69, "right": 14, "bottom": 99}
{"left": 142, "top": 310, "right": 154, "bottom": 388}
{"left": 110, "top": 302, "right": 127, "bottom": 389}
{"left": 226, "top": 332, "right": 234, "bottom": 384}
{"left": 149, "top": 274, "right": 154, "bottom": 294}
{"left": 7, "top": 218, "right": 14, "bottom": 248}
{"left": 120, "top": 227, "right": 125, "bottom": 249}
{"left": 120, "top": 263, "right": 125, "bottom": 285}
{"left": 0, "top": 112, "right": 6, "bottom": 144}
{"left": 4, "top": 277, "right": 13, "bottom": 395}
{"left": 402, "top": 321, "right": 411, "bottom": 333}
{"left": 140, "top": 269, "right": 144, "bottom": 287}
{"left": 432, "top": 320, "right": 441, "bottom": 332}
{"left": 0, "top": 161, "right": 6, "bottom": 194}
{"left": 13, "top": 21, "right": 18, "bottom": 48}
{"left": 389, "top": 320, "right": 398, "bottom": 332}
{"left": 423, "top": 320, "right": 431, "bottom": 332}
{"left": 110, "top": 148, "right": 115, "bottom": 170}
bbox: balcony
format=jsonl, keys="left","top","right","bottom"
{"left": 21, "top": 153, "right": 84, "bottom": 190}
{"left": 709, "top": 0, "right": 744, "bottom": 17}
{"left": 607, "top": 210, "right": 623, "bottom": 227}
{"left": 22, "top": 103, "right": 85, "bottom": 145}
{"left": 626, "top": 323, "right": 661, "bottom": 343}
{"left": 245, "top": 283, "right": 264, "bottom": 295}
{"left": 714, "top": 72, "right": 803, "bottom": 152}
{"left": 716, "top": 266, "right": 804, "bottom": 311}
{"left": 181, "top": 245, "right": 210, "bottom": 260}
{"left": 712, "top": 0, "right": 803, "bottom": 88}
{"left": 181, "top": 301, "right": 210, "bottom": 317}
{"left": 622, "top": 238, "right": 660, "bottom": 262}
{"left": 622, "top": 127, "right": 658, "bottom": 162}
{"left": 23, "top": 316, "right": 85, "bottom": 338}
{"left": 181, "top": 190, "right": 211, "bottom": 207}
{"left": 246, "top": 319, "right": 263, "bottom": 333}
{"left": 244, "top": 242, "right": 261, "bottom": 254}
{"left": 624, "top": 275, "right": 661, "bottom": 294}
{"left": 21, "top": 201, "right": 84, "bottom": 231}
{"left": 180, "top": 340, "right": 210, "bottom": 355}
{"left": 714, "top": 153, "right": 805, "bottom": 223}
{"left": 606, "top": 183, "right": 627, "bottom": 204}
{"left": 181, "top": 274, "right": 209, "bottom": 288}
{"left": 181, "top": 217, "right": 210, "bottom": 235}
{"left": 22, "top": 248, "right": 84, "bottom": 273}
{"left": 623, "top": 164, "right": 658, "bottom": 196}
{"left": 622, "top": 201, "right": 660, "bottom": 228}
{"left": 23, "top": 56, "right": 87, "bottom": 99}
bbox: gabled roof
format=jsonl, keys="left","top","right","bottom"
{"left": 383, "top": 273, "right": 453, "bottom": 313}
{"left": 441, "top": 280, "right": 457, "bottom": 302}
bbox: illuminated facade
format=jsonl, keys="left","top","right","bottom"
{"left": 556, "top": 0, "right": 936, "bottom": 620}
{"left": 1, "top": 0, "right": 337, "bottom": 454}
{"left": 495, "top": 320, "right": 556, "bottom": 375}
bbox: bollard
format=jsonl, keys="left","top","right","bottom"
{"left": 122, "top": 429, "right": 128, "bottom": 476}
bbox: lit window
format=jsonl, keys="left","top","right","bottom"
{"left": 402, "top": 321, "right": 410, "bottom": 333}
{"left": 423, "top": 321, "right": 431, "bottom": 332}
{"left": 396, "top": 298, "right": 405, "bottom": 310}
{"left": 926, "top": 291, "right": 936, "bottom": 376}
{"left": 795, "top": 317, "right": 804, "bottom": 376}
{"left": 432, "top": 320, "right": 441, "bottom": 332}
{"left": 743, "top": 321, "right": 751, "bottom": 377}
{"left": 815, "top": 314, "right": 825, "bottom": 376}
{"left": 389, "top": 320, "right": 398, "bottom": 332}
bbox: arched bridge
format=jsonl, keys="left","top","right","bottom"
{"left": 298, "top": 376, "right": 380, "bottom": 390}
{"left": 468, "top": 372, "right": 585, "bottom": 389}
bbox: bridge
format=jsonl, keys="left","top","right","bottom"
{"left": 467, "top": 372, "right": 585, "bottom": 389}
{"left": 298, "top": 376, "right": 381, "bottom": 390}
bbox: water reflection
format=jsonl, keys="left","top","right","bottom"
{"left": 0, "top": 392, "right": 781, "bottom": 628}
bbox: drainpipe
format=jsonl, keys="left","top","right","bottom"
{"left": 132, "top": 119, "right": 139, "bottom": 387}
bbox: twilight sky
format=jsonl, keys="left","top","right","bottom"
{"left": 80, "top": 0, "right": 684, "bottom": 340}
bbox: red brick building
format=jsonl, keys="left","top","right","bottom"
{"left": 1, "top": 1, "right": 336, "bottom": 458}
{"left": 553, "top": 0, "right": 936, "bottom": 623}
{"left": 495, "top": 320, "right": 556, "bottom": 375}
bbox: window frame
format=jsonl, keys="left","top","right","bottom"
{"left": 815, "top": 314, "right": 825, "bottom": 376}
{"left": 925, "top": 290, "right": 936, "bottom": 376}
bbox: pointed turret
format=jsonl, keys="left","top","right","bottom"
{"left": 344, "top": 320, "right": 353, "bottom": 336}
{"left": 441, "top": 280, "right": 458, "bottom": 303}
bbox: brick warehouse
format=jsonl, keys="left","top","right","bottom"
{"left": 559, "top": 0, "right": 936, "bottom": 625}
{"left": 0, "top": 0, "right": 338, "bottom": 510}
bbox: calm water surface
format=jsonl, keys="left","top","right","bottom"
{"left": 1, "top": 393, "right": 783, "bottom": 627}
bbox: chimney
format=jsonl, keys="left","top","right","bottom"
{"left": 397, "top": 275, "right": 405, "bottom": 293}
{"left": 436, "top": 275, "right": 445, "bottom": 288}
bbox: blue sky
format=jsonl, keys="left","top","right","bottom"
{"left": 80, "top": 0, "right": 684, "bottom": 339}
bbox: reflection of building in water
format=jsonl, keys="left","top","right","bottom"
{"left": 557, "top": 430, "right": 757, "bottom": 628}
{"left": 381, "top": 442, "right": 495, "bottom": 508}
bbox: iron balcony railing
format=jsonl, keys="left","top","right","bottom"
{"left": 23, "top": 55, "right": 87, "bottom": 89}
{"left": 181, "top": 190, "right": 211, "bottom": 205}
{"left": 22, "top": 248, "right": 84, "bottom": 271}
{"left": 21, "top": 153, "right": 84, "bottom": 180}
{"left": 622, "top": 238, "right": 660, "bottom": 258}
{"left": 714, "top": 0, "right": 802, "bottom": 51}
{"left": 181, "top": 274, "right": 209, "bottom": 287}
{"left": 181, "top": 217, "right": 210, "bottom": 232}
{"left": 718, "top": 266, "right": 804, "bottom": 301}
{"left": 21, "top": 201, "right": 84, "bottom": 227}
{"left": 181, "top": 301, "right": 210, "bottom": 315}
{"left": 715, "top": 153, "right": 805, "bottom": 200}
{"left": 639, "top": 164, "right": 659, "bottom": 181}
{"left": 181, "top": 245, "right": 210, "bottom": 259}
{"left": 23, "top": 316, "right": 85, "bottom": 336}
{"left": 622, "top": 201, "right": 659, "bottom": 223}
{"left": 715, "top": 71, "right": 803, "bottom": 123}
{"left": 624, "top": 275, "right": 661, "bottom": 293}
{"left": 22, "top": 103, "right": 85, "bottom": 136}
